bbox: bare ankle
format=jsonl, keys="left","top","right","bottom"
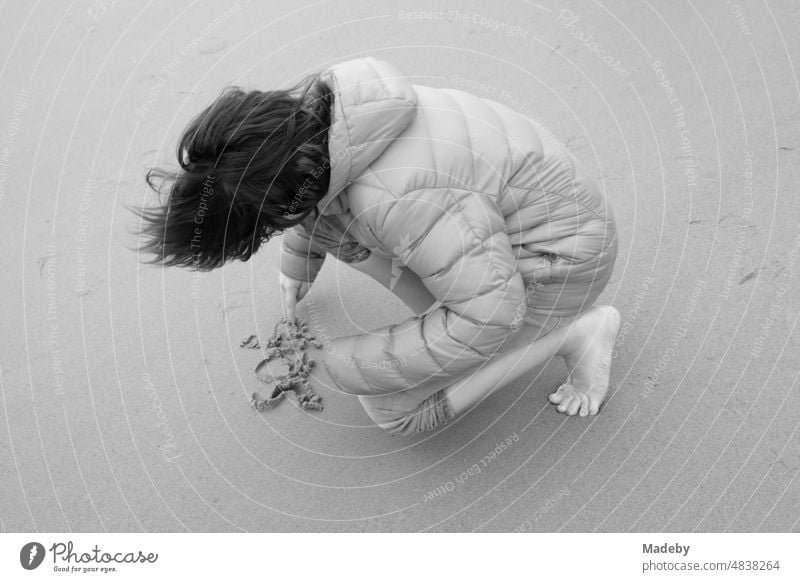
{"left": 556, "top": 319, "right": 584, "bottom": 358}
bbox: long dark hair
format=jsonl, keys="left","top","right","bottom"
{"left": 135, "top": 73, "right": 333, "bottom": 270}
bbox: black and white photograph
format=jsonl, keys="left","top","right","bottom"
{"left": 0, "top": 0, "right": 798, "bottom": 578}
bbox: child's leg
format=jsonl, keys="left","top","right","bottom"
{"left": 346, "top": 252, "right": 621, "bottom": 430}
{"left": 347, "top": 252, "right": 436, "bottom": 316}
{"left": 443, "top": 305, "right": 620, "bottom": 417}
{"left": 356, "top": 305, "right": 620, "bottom": 436}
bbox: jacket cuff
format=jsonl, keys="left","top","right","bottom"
{"left": 279, "top": 244, "right": 325, "bottom": 282}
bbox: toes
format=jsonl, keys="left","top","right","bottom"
{"left": 566, "top": 394, "right": 582, "bottom": 415}
{"left": 555, "top": 389, "right": 573, "bottom": 412}
{"left": 549, "top": 384, "right": 570, "bottom": 404}
{"left": 551, "top": 381, "right": 605, "bottom": 416}
{"left": 578, "top": 393, "right": 590, "bottom": 417}
{"left": 550, "top": 384, "right": 596, "bottom": 416}
{"left": 557, "top": 392, "right": 577, "bottom": 414}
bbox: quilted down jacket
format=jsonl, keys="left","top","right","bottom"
{"left": 280, "top": 57, "right": 617, "bottom": 397}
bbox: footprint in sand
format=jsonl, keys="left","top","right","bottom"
{"left": 197, "top": 37, "right": 228, "bottom": 55}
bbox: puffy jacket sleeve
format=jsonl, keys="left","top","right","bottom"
{"left": 279, "top": 224, "right": 326, "bottom": 282}
{"left": 323, "top": 188, "right": 526, "bottom": 395}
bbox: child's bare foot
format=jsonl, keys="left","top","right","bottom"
{"left": 548, "top": 305, "right": 620, "bottom": 417}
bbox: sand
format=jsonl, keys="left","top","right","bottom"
{"left": 0, "top": 0, "right": 798, "bottom": 532}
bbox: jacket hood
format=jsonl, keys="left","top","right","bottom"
{"left": 315, "top": 58, "right": 418, "bottom": 215}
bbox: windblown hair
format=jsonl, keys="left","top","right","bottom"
{"left": 135, "top": 73, "right": 333, "bottom": 270}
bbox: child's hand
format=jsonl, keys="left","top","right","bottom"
{"left": 279, "top": 272, "right": 310, "bottom": 322}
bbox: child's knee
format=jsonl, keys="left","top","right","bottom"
{"left": 360, "top": 390, "right": 455, "bottom": 437}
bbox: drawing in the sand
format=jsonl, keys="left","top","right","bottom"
{"left": 241, "top": 317, "right": 325, "bottom": 412}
